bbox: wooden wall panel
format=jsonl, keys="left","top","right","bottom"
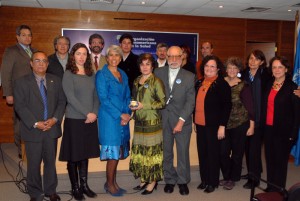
{"left": 0, "top": 6, "right": 296, "bottom": 142}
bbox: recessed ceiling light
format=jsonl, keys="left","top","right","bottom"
{"left": 141, "top": 1, "right": 146, "bottom": 5}
{"left": 219, "top": 5, "right": 224, "bottom": 8}
{"left": 288, "top": 9, "right": 292, "bottom": 12}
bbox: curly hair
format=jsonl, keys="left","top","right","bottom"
{"left": 66, "top": 43, "right": 93, "bottom": 76}
{"left": 200, "top": 55, "right": 225, "bottom": 77}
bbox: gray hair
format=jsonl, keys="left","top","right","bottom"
{"left": 106, "top": 45, "right": 123, "bottom": 58}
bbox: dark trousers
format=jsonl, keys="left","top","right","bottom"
{"left": 244, "top": 126, "right": 262, "bottom": 179}
{"left": 264, "top": 126, "right": 291, "bottom": 189}
{"left": 220, "top": 122, "right": 248, "bottom": 181}
{"left": 196, "top": 125, "right": 220, "bottom": 187}
{"left": 25, "top": 136, "right": 58, "bottom": 199}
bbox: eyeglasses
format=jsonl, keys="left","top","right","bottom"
{"left": 33, "top": 59, "right": 48, "bottom": 64}
{"left": 167, "top": 55, "right": 182, "bottom": 60}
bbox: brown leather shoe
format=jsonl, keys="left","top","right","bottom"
{"left": 46, "top": 194, "right": 61, "bottom": 201}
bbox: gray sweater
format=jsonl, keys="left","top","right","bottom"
{"left": 62, "top": 70, "right": 99, "bottom": 119}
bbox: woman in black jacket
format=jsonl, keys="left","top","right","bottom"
{"left": 262, "top": 56, "right": 300, "bottom": 192}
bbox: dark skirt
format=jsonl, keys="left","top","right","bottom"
{"left": 59, "top": 118, "right": 100, "bottom": 162}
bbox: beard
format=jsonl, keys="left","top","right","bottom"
{"left": 91, "top": 46, "right": 102, "bottom": 54}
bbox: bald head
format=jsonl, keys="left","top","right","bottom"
{"left": 167, "top": 46, "right": 183, "bottom": 69}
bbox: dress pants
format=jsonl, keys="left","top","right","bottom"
{"left": 25, "top": 135, "right": 58, "bottom": 199}
{"left": 220, "top": 122, "right": 248, "bottom": 181}
{"left": 196, "top": 125, "right": 220, "bottom": 187}
{"left": 163, "top": 119, "right": 192, "bottom": 185}
{"left": 264, "top": 126, "right": 291, "bottom": 189}
{"left": 244, "top": 126, "right": 262, "bottom": 179}
{"left": 13, "top": 110, "right": 22, "bottom": 156}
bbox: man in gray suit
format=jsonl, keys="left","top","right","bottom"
{"left": 14, "top": 51, "right": 66, "bottom": 201}
{"left": 154, "top": 46, "right": 195, "bottom": 195}
{"left": 1, "top": 25, "right": 35, "bottom": 158}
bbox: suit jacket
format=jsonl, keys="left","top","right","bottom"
{"left": 96, "top": 64, "right": 131, "bottom": 146}
{"left": 118, "top": 51, "right": 140, "bottom": 92}
{"left": 47, "top": 53, "right": 68, "bottom": 79}
{"left": 1, "top": 43, "right": 35, "bottom": 96}
{"left": 13, "top": 73, "right": 66, "bottom": 142}
{"left": 154, "top": 66, "right": 195, "bottom": 125}
{"left": 91, "top": 54, "right": 107, "bottom": 72}
{"left": 262, "top": 79, "right": 300, "bottom": 140}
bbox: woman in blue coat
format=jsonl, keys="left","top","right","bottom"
{"left": 96, "top": 45, "right": 131, "bottom": 197}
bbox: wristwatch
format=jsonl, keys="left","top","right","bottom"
{"left": 33, "top": 122, "right": 38, "bottom": 128}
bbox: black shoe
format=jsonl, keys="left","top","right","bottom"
{"left": 204, "top": 185, "right": 215, "bottom": 193}
{"left": 243, "top": 180, "right": 260, "bottom": 189}
{"left": 133, "top": 183, "right": 148, "bottom": 190}
{"left": 45, "top": 194, "right": 61, "bottom": 201}
{"left": 141, "top": 182, "right": 157, "bottom": 195}
{"left": 18, "top": 154, "right": 22, "bottom": 159}
{"left": 197, "top": 182, "right": 207, "bottom": 190}
{"left": 240, "top": 174, "right": 248, "bottom": 180}
{"left": 164, "top": 184, "right": 175, "bottom": 193}
{"left": 178, "top": 184, "right": 189, "bottom": 195}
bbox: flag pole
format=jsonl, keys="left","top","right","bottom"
{"left": 294, "top": 10, "right": 299, "bottom": 60}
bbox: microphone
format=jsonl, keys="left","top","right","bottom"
{"left": 166, "top": 95, "right": 173, "bottom": 105}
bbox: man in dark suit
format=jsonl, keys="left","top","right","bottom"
{"left": 1, "top": 25, "right": 35, "bottom": 158}
{"left": 14, "top": 51, "right": 66, "bottom": 201}
{"left": 118, "top": 33, "right": 139, "bottom": 92}
{"left": 154, "top": 46, "right": 195, "bottom": 196}
{"left": 47, "top": 35, "right": 70, "bottom": 79}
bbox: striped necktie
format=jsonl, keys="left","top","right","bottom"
{"left": 25, "top": 48, "right": 32, "bottom": 57}
{"left": 39, "top": 79, "right": 48, "bottom": 120}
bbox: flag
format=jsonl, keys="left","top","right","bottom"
{"left": 291, "top": 20, "right": 300, "bottom": 166}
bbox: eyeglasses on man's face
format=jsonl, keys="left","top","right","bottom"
{"left": 33, "top": 59, "right": 48, "bottom": 64}
{"left": 167, "top": 55, "right": 182, "bottom": 60}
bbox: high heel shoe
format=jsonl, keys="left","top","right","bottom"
{"left": 141, "top": 182, "right": 158, "bottom": 195}
{"left": 104, "top": 183, "right": 123, "bottom": 197}
{"left": 133, "top": 183, "right": 148, "bottom": 190}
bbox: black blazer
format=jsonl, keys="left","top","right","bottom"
{"left": 262, "top": 78, "right": 300, "bottom": 140}
{"left": 195, "top": 76, "right": 232, "bottom": 127}
{"left": 47, "top": 53, "right": 66, "bottom": 79}
{"left": 118, "top": 51, "right": 140, "bottom": 92}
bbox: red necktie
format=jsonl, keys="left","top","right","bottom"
{"left": 94, "top": 56, "right": 98, "bottom": 70}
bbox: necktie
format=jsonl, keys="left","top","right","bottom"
{"left": 39, "top": 79, "right": 48, "bottom": 120}
{"left": 25, "top": 48, "right": 32, "bottom": 57}
{"left": 94, "top": 56, "right": 98, "bottom": 70}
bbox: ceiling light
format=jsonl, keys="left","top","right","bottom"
{"left": 219, "top": 5, "right": 223, "bottom": 8}
{"left": 141, "top": 1, "right": 146, "bottom": 5}
{"left": 288, "top": 9, "right": 292, "bottom": 12}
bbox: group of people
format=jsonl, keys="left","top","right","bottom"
{"left": 1, "top": 24, "right": 300, "bottom": 201}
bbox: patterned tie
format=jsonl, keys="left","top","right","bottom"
{"left": 40, "top": 79, "right": 48, "bottom": 120}
{"left": 94, "top": 56, "right": 98, "bottom": 70}
{"left": 25, "top": 48, "right": 32, "bottom": 57}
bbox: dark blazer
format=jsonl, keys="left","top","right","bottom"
{"left": 118, "top": 51, "right": 140, "bottom": 92}
{"left": 242, "top": 67, "right": 271, "bottom": 126}
{"left": 262, "top": 79, "right": 300, "bottom": 140}
{"left": 195, "top": 76, "right": 232, "bottom": 127}
{"left": 154, "top": 66, "right": 195, "bottom": 125}
{"left": 13, "top": 73, "right": 66, "bottom": 142}
{"left": 47, "top": 53, "right": 67, "bottom": 79}
{"left": 182, "top": 61, "right": 196, "bottom": 74}
{"left": 1, "top": 43, "right": 35, "bottom": 96}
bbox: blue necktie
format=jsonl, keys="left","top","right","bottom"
{"left": 40, "top": 79, "right": 48, "bottom": 120}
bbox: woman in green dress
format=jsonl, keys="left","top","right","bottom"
{"left": 129, "top": 53, "right": 166, "bottom": 195}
